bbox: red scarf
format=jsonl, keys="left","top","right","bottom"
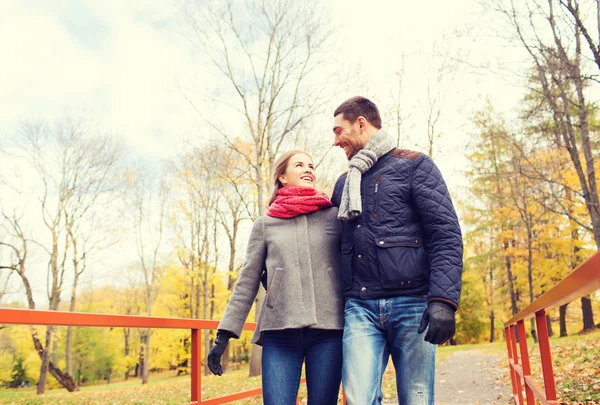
{"left": 267, "top": 186, "right": 333, "bottom": 219}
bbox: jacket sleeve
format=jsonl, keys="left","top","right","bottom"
{"left": 217, "top": 217, "right": 267, "bottom": 337}
{"left": 411, "top": 155, "right": 463, "bottom": 309}
{"left": 331, "top": 173, "right": 347, "bottom": 207}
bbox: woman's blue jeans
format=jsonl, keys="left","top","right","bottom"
{"left": 262, "top": 327, "right": 343, "bottom": 405}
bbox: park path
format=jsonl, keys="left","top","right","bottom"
{"left": 385, "top": 349, "right": 513, "bottom": 405}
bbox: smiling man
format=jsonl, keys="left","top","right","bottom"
{"left": 331, "top": 96, "right": 463, "bottom": 405}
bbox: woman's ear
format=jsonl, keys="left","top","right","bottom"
{"left": 278, "top": 175, "right": 288, "bottom": 185}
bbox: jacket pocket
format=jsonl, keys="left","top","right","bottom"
{"left": 374, "top": 235, "right": 427, "bottom": 289}
{"left": 266, "top": 267, "right": 284, "bottom": 308}
{"left": 340, "top": 243, "right": 354, "bottom": 291}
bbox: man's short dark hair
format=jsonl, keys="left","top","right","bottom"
{"left": 334, "top": 96, "right": 382, "bottom": 129}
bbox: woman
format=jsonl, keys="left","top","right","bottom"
{"left": 207, "top": 150, "right": 344, "bottom": 405}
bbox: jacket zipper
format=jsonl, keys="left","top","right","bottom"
{"left": 374, "top": 177, "right": 381, "bottom": 215}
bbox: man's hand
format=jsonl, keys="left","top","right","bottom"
{"left": 417, "top": 301, "right": 456, "bottom": 345}
{"left": 207, "top": 330, "right": 234, "bottom": 376}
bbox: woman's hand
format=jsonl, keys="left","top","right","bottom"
{"left": 207, "top": 330, "right": 234, "bottom": 375}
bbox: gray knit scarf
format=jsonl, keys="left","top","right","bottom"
{"left": 338, "top": 129, "right": 396, "bottom": 220}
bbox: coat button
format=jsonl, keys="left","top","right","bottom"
{"left": 358, "top": 254, "right": 362, "bottom": 259}
{"left": 401, "top": 282, "right": 404, "bottom": 285}
{"left": 357, "top": 224, "right": 361, "bottom": 228}
{"left": 379, "top": 241, "right": 384, "bottom": 245}
{"left": 408, "top": 281, "right": 411, "bottom": 284}
{"left": 361, "top": 287, "right": 366, "bottom": 292}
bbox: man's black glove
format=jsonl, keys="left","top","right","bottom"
{"left": 417, "top": 301, "right": 456, "bottom": 345}
{"left": 207, "top": 330, "right": 234, "bottom": 376}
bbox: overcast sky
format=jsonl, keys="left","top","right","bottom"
{"left": 0, "top": 0, "right": 529, "bottom": 306}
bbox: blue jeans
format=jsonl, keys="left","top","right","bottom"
{"left": 262, "top": 328, "right": 343, "bottom": 405}
{"left": 342, "top": 296, "right": 436, "bottom": 405}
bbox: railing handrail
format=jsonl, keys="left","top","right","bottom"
{"left": 0, "top": 307, "right": 265, "bottom": 405}
{"left": 505, "top": 250, "right": 600, "bottom": 326}
{"left": 0, "top": 307, "right": 257, "bottom": 331}
{"left": 503, "top": 249, "right": 600, "bottom": 405}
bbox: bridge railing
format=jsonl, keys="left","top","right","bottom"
{"left": 504, "top": 250, "right": 600, "bottom": 405}
{"left": 0, "top": 308, "right": 313, "bottom": 404}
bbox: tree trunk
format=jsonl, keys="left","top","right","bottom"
{"left": 504, "top": 241, "right": 519, "bottom": 315}
{"left": 31, "top": 326, "right": 78, "bottom": 393}
{"left": 559, "top": 303, "right": 568, "bottom": 337}
{"left": 489, "top": 309, "right": 495, "bottom": 343}
{"left": 52, "top": 335, "right": 58, "bottom": 366}
{"left": 581, "top": 295, "right": 596, "bottom": 331}
{"left": 35, "top": 327, "right": 52, "bottom": 395}
{"left": 137, "top": 334, "right": 144, "bottom": 379}
{"left": 65, "top": 327, "right": 73, "bottom": 378}
{"left": 124, "top": 328, "right": 130, "bottom": 380}
{"left": 142, "top": 330, "right": 150, "bottom": 384}
{"left": 66, "top": 272, "right": 80, "bottom": 379}
{"left": 546, "top": 314, "right": 554, "bottom": 337}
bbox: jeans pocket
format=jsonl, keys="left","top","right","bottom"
{"left": 374, "top": 235, "right": 427, "bottom": 289}
{"left": 266, "top": 267, "right": 284, "bottom": 308}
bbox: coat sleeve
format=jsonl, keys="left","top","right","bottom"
{"left": 331, "top": 173, "right": 347, "bottom": 207}
{"left": 217, "top": 217, "right": 267, "bottom": 337}
{"left": 411, "top": 155, "right": 463, "bottom": 309}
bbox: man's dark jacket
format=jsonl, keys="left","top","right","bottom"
{"left": 331, "top": 148, "right": 463, "bottom": 309}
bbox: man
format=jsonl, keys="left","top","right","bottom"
{"left": 331, "top": 96, "right": 463, "bottom": 405}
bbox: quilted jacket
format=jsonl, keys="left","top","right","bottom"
{"left": 331, "top": 148, "right": 463, "bottom": 309}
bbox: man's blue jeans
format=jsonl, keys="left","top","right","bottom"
{"left": 342, "top": 296, "right": 436, "bottom": 405}
{"left": 262, "top": 328, "right": 343, "bottom": 405}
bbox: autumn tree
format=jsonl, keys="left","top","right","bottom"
{"left": 493, "top": 0, "right": 600, "bottom": 330}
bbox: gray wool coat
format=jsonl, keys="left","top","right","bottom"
{"left": 217, "top": 207, "right": 344, "bottom": 345}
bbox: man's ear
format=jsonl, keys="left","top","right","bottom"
{"left": 357, "top": 116, "right": 367, "bottom": 131}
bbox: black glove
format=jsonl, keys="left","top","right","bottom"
{"left": 417, "top": 301, "right": 456, "bottom": 345}
{"left": 207, "top": 330, "right": 234, "bottom": 376}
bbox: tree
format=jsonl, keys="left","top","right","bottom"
{"left": 131, "top": 165, "right": 169, "bottom": 384}
{"left": 492, "top": 0, "right": 599, "bottom": 330}
{"left": 0, "top": 119, "right": 121, "bottom": 393}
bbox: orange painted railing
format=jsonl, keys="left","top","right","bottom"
{"left": 0, "top": 308, "right": 313, "bottom": 404}
{"left": 504, "top": 250, "right": 600, "bottom": 405}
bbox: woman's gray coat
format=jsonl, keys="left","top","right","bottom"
{"left": 218, "top": 207, "right": 344, "bottom": 345}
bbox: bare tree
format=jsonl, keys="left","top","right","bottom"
{"left": 184, "top": 0, "right": 338, "bottom": 376}
{"left": 0, "top": 235, "right": 14, "bottom": 304}
{"left": 0, "top": 119, "right": 121, "bottom": 393}
{"left": 418, "top": 46, "right": 458, "bottom": 158}
{"left": 131, "top": 165, "right": 169, "bottom": 384}
{"left": 172, "top": 144, "right": 223, "bottom": 375}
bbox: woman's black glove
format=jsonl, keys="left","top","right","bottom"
{"left": 207, "top": 330, "right": 234, "bottom": 376}
{"left": 417, "top": 301, "right": 456, "bottom": 345}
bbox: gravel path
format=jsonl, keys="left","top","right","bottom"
{"left": 384, "top": 349, "right": 513, "bottom": 405}
{"left": 434, "top": 350, "right": 512, "bottom": 405}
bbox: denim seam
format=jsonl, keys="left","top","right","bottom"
{"left": 377, "top": 337, "right": 386, "bottom": 404}
{"left": 291, "top": 356, "right": 303, "bottom": 402}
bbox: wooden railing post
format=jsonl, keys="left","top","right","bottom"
{"left": 535, "top": 310, "right": 557, "bottom": 402}
{"left": 505, "top": 327, "right": 518, "bottom": 401}
{"left": 516, "top": 320, "right": 535, "bottom": 405}
{"left": 509, "top": 325, "right": 525, "bottom": 405}
{"left": 191, "top": 328, "right": 202, "bottom": 404}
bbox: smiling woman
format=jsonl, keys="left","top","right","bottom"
{"left": 206, "top": 149, "right": 345, "bottom": 405}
